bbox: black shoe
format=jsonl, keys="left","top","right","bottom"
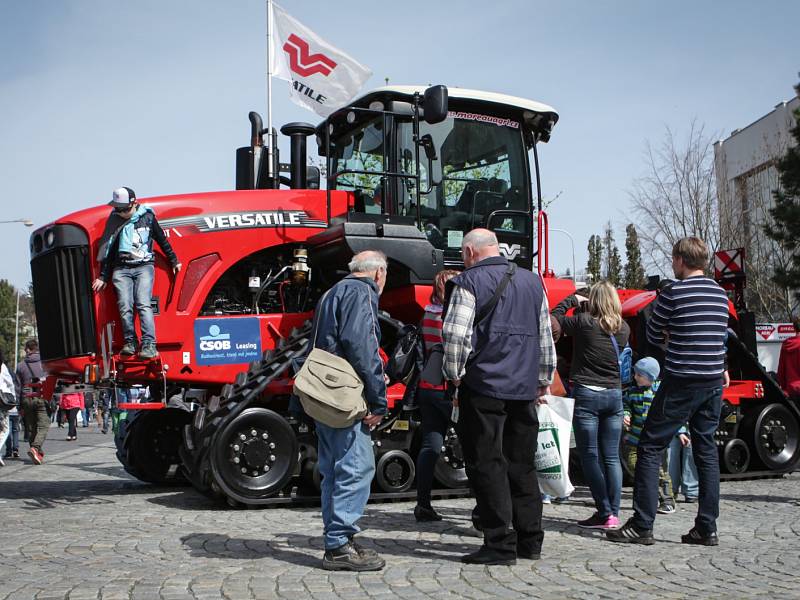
{"left": 681, "top": 528, "right": 718, "bottom": 546}
{"left": 322, "top": 542, "right": 385, "bottom": 571}
{"left": 120, "top": 342, "right": 136, "bottom": 356}
{"left": 516, "top": 548, "right": 542, "bottom": 560}
{"left": 606, "top": 518, "right": 655, "bottom": 545}
{"left": 414, "top": 505, "right": 442, "bottom": 522}
{"left": 461, "top": 547, "right": 516, "bottom": 565}
{"left": 684, "top": 496, "right": 698, "bottom": 504}
{"left": 102, "top": 429, "right": 108, "bottom": 434}
{"left": 12, "top": 450, "right": 19, "bottom": 458}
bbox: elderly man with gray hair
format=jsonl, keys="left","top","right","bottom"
{"left": 442, "top": 228, "right": 555, "bottom": 565}
{"left": 307, "top": 249, "right": 388, "bottom": 571}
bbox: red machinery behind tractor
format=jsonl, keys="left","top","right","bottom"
{"left": 29, "top": 85, "right": 799, "bottom": 507}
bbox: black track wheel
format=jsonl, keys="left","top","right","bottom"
{"left": 209, "top": 407, "right": 298, "bottom": 504}
{"left": 376, "top": 449, "right": 415, "bottom": 493}
{"left": 721, "top": 438, "right": 750, "bottom": 474}
{"left": 433, "top": 426, "right": 469, "bottom": 488}
{"left": 115, "top": 408, "right": 191, "bottom": 484}
{"left": 751, "top": 403, "right": 800, "bottom": 471}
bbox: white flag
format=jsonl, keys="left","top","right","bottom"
{"left": 270, "top": 2, "right": 373, "bottom": 117}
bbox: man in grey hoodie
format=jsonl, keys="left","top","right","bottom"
{"left": 16, "top": 339, "right": 47, "bottom": 465}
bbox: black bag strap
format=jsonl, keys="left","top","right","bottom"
{"left": 474, "top": 262, "right": 517, "bottom": 326}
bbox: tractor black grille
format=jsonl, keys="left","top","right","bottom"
{"left": 30, "top": 227, "right": 96, "bottom": 361}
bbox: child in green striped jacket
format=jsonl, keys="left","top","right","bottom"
{"left": 623, "top": 357, "right": 676, "bottom": 514}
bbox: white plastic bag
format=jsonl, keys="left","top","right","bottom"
{"left": 535, "top": 395, "right": 575, "bottom": 498}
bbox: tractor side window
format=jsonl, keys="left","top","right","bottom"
{"left": 332, "top": 118, "right": 385, "bottom": 214}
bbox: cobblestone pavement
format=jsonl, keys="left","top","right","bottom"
{"left": 2, "top": 425, "right": 800, "bottom": 599}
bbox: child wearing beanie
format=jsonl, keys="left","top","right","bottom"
{"left": 623, "top": 357, "right": 677, "bottom": 514}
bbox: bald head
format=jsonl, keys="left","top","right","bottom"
{"left": 348, "top": 250, "right": 389, "bottom": 293}
{"left": 462, "top": 228, "right": 499, "bottom": 267}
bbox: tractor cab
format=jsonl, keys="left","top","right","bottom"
{"left": 318, "top": 86, "right": 558, "bottom": 272}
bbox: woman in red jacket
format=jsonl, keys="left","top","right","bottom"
{"left": 59, "top": 391, "right": 85, "bottom": 441}
{"left": 778, "top": 316, "right": 800, "bottom": 400}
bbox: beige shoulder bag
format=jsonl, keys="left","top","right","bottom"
{"left": 293, "top": 297, "right": 367, "bottom": 428}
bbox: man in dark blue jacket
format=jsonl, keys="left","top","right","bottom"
{"left": 91, "top": 187, "right": 181, "bottom": 359}
{"left": 312, "top": 250, "right": 388, "bottom": 572}
{"left": 443, "top": 228, "right": 555, "bottom": 565}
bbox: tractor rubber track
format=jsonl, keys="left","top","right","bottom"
{"left": 181, "top": 322, "right": 314, "bottom": 506}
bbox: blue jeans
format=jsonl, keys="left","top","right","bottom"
{"left": 632, "top": 382, "right": 722, "bottom": 533}
{"left": 668, "top": 435, "right": 699, "bottom": 499}
{"left": 112, "top": 264, "right": 156, "bottom": 346}
{"left": 315, "top": 419, "right": 375, "bottom": 550}
{"left": 572, "top": 386, "right": 624, "bottom": 519}
{"left": 415, "top": 388, "right": 451, "bottom": 508}
{"left": 4, "top": 413, "right": 20, "bottom": 455}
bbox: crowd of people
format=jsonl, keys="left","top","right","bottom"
{"left": 291, "top": 230, "right": 752, "bottom": 571}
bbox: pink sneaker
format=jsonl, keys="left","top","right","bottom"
{"left": 604, "top": 515, "right": 621, "bottom": 529}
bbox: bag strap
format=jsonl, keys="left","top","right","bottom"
{"left": 474, "top": 262, "right": 516, "bottom": 326}
{"left": 609, "top": 333, "right": 620, "bottom": 360}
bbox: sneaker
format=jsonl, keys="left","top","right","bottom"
{"left": 657, "top": 500, "right": 676, "bottom": 514}
{"left": 681, "top": 527, "right": 718, "bottom": 546}
{"left": 577, "top": 512, "right": 609, "bottom": 529}
{"left": 606, "top": 517, "right": 655, "bottom": 545}
{"left": 322, "top": 542, "right": 385, "bottom": 571}
{"left": 12, "top": 450, "right": 19, "bottom": 458}
{"left": 541, "top": 494, "right": 552, "bottom": 504}
{"left": 684, "top": 496, "right": 698, "bottom": 504}
{"left": 138, "top": 343, "right": 158, "bottom": 360}
{"left": 604, "top": 515, "right": 621, "bottom": 529}
{"left": 553, "top": 496, "right": 571, "bottom": 504}
{"left": 102, "top": 429, "right": 108, "bottom": 435}
{"left": 120, "top": 342, "right": 136, "bottom": 356}
{"left": 414, "top": 505, "right": 442, "bottom": 522}
{"left": 0, "top": 455, "right": 4, "bottom": 467}
{"left": 28, "top": 447, "right": 43, "bottom": 465}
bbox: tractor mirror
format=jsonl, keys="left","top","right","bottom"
{"left": 422, "top": 85, "right": 448, "bottom": 124}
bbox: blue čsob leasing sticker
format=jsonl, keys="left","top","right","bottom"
{"left": 194, "top": 318, "right": 262, "bottom": 366}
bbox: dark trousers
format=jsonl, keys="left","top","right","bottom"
{"left": 459, "top": 386, "right": 543, "bottom": 556}
{"left": 66, "top": 408, "right": 79, "bottom": 438}
{"left": 632, "top": 381, "right": 723, "bottom": 533}
{"left": 22, "top": 397, "right": 50, "bottom": 452}
{"left": 415, "top": 388, "right": 451, "bottom": 508}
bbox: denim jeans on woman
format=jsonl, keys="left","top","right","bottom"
{"left": 111, "top": 264, "right": 156, "bottom": 346}
{"left": 415, "top": 388, "right": 452, "bottom": 509}
{"left": 315, "top": 419, "right": 376, "bottom": 550}
{"left": 4, "top": 413, "right": 19, "bottom": 456}
{"left": 572, "top": 385, "right": 624, "bottom": 519}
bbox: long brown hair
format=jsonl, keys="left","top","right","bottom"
{"left": 432, "top": 269, "right": 460, "bottom": 304}
{"left": 588, "top": 281, "right": 623, "bottom": 334}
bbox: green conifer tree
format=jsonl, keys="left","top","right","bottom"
{"left": 624, "top": 223, "right": 647, "bottom": 289}
{"left": 765, "top": 80, "right": 800, "bottom": 305}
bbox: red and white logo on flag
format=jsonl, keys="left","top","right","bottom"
{"left": 270, "top": 3, "right": 372, "bottom": 117}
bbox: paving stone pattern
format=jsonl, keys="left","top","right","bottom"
{"left": 1, "top": 426, "right": 800, "bottom": 599}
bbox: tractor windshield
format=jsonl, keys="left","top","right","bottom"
{"left": 330, "top": 110, "right": 532, "bottom": 255}
{"left": 396, "top": 113, "right": 529, "bottom": 251}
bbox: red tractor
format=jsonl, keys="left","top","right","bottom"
{"left": 28, "top": 85, "right": 798, "bottom": 507}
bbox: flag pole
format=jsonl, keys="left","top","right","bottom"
{"left": 266, "top": 0, "right": 274, "bottom": 186}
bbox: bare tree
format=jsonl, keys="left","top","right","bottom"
{"left": 628, "top": 120, "right": 719, "bottom": 275}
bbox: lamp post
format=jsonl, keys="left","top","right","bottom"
{"left": 0, "top": 219, "right": 33, "bottom": 227}
{"left": 550, "top": 227, "right": 577, "bottom": 282}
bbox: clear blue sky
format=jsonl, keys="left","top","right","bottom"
{"left": 1, "top": 0, "right": 798, "bottom": 290}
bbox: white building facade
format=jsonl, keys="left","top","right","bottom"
{"left": 714, "top": 95, "right": 799, "bottom": 320}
